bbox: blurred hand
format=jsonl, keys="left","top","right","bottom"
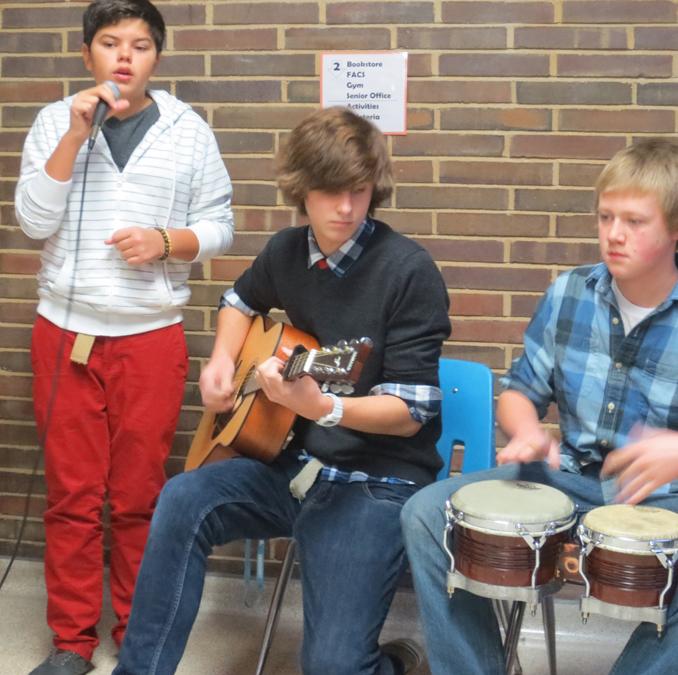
{"left": 602, "top": 428, "right": 678, "bottom": 504}
{"left": 497, "top": 425, "right": 560, "bottom": 469}
{"left": 199, "top": 354, "right": 236, "bottom": 413}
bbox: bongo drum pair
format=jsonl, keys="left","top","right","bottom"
{"left": 578, "top": 504, "right": 678, "bottom": 636}
{"left": 443, "top": 479, "right": 678, "bottom": 669}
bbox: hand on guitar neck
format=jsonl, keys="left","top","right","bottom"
{"left": 186, "top": 316, "right": 372, "bottom": 471}
{"left": 254, "top": 348, "right": 335, "bottom": 422}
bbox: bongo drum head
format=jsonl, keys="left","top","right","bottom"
{"left": 450, "top": 479, "right": 575, "bottom": 535}
{"left": 582, "top": 505, "right": 678, "bottom": 553}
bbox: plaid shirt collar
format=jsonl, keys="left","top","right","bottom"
{"left": 307, "top": 218, "right": 376, "bottom": 277}
{"left": 587, "top": 258, "right": 678, "bottom": 310}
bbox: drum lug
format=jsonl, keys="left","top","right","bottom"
{"left": 515, "top": 526, "right": 549, "bottom": 590}
{"left": 655, "top": 550, "right": 677, "bottom": 611}
{"left": 576, "top": 525, "right": 593, "bottom": 601}
{"left": 444, "top": 526, "right": 457, "bottom": 598}
{"left": 444, "top": 499, "right": 458, "bottom": 596}
{"left": 446, "top": 571, "right": 456, "bottom": 598}
{"left": 650, "top": 545, "right": 673, "bottom": 570}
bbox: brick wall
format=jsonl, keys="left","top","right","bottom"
{"left": 1, "top": 1, "right": 677, "bottom": 571}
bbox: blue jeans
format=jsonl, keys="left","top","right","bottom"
{"left": 113, "top": 453, "right": 418, "bottom": 675}
{"left": 400, "top": 462, "right": 678, "bottom": 675}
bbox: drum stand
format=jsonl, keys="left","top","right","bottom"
{"left": 446, "top": 570, "right": 560, "bottom": 675}
{"left": 444, "top": 522, "right": 562, "bottom": 675}
{"left": 492, "top": 595, "right": 557, "bottom": 675}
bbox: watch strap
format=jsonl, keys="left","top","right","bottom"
{"left": 315, "top": 393, "right": 344, "bottom": 427}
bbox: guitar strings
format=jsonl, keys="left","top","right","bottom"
{"left": 230, "top": 345, "right": 348, "bottom": 393}
{"left": 230, "top": 350, "right": 305, "bottom": 392}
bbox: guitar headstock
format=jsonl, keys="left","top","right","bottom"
{"left": 282, "top": 337, "right": 373, "bottom": 394}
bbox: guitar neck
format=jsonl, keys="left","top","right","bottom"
{"left": 283, "top": 348, "right": 316, "bottom": 380}
{"left": 240, "top": 350, "right": 311, "bottom": 398}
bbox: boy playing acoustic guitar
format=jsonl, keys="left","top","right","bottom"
{"left": 114, "top": 107, "right": 450, "bottom": 674}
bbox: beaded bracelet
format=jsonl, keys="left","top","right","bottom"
{"left": 154, "top": 227, "right": 172, "bottom": 261}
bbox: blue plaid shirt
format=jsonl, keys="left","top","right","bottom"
{"left": 220, "top": 218, "right": 442, "bottom": 486}
{"left": 501, "top": 261, "right": 678, "bottom": 477}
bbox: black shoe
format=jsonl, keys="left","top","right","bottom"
{"left": 29, "top": 649, "right": 94, "bottom": 675}
{"left": 382, "top": 638, "right": 424, "bottom": 674}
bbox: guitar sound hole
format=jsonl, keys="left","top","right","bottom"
{"left": 212, "top": 415, "right": 227, "bottom": 438}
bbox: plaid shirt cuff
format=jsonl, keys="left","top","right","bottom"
{"left": 219, "top": 288, "right": 257, "bottom": 315}
{"left": 369, "top": 382, "right": 442, "bottom": 424}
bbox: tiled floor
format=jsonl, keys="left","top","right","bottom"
{"left": 1, "top": 557, "right": 636, "bottom": 674}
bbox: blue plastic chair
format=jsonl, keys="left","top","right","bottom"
{"left": 254, "top": 358, "right": 496, "bottom": 674}
{"left": 435, "top": 357, "right": 496, "bottom": 479}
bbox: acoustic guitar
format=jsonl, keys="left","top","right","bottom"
{"left": 185, "top": 315, "right": 372, "bottom": 470}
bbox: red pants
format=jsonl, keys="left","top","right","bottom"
{"left": 31, "top": 316, "right": 188, "bottom": 660}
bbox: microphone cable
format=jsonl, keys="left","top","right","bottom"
{"left": 0, "top": 144, "right": 95, "bottom": 593}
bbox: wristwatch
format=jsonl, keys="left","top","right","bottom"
{"left": 315, "top": 393, "right": 344, "bottom": 427}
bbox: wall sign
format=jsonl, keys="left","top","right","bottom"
{"left": 320, "top": 52, "right": 408, "bottom": 135}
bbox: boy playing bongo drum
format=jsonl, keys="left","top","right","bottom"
{"left": 401, "top": 138, "right": 678, "bottom": 674}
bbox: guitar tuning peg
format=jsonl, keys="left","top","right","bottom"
{"left": 321, "top": 382, "right": 330, "bottom": 393}
{"left": 337, "top": 339, "right": 347, "bottom": 349}
{"left": 329, "top": 382, "right": 351, "bottom": 395}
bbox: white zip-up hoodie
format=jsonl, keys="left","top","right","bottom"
{"left": 15, "top": 90, "right": 233, "bottom": 336}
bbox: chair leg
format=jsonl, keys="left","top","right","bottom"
{"left": 503, "top": 601, "right": 526, "bottom": 675}
{"left": 541, "top": 595, "right": 557, "bottom": 675}
{"left": 254, "top": 539, "right": 297, "bottom": 675}
{"left": 493, "top": 599, "right": 509, "bottom": 635}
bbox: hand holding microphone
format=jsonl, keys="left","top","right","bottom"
{"left": 66, "top": 80, "right": 126, "bottom": 150}
{"left": 45, "top": 81, "right": 128, "bottom": 182}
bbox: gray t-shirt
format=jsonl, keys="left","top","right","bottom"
{"left": 103, "top": 99, "right": 160, "bottom": 171}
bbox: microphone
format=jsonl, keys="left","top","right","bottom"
{"left": 88, "top": 80, "right": 121, "bottom": 150}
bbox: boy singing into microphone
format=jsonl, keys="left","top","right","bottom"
{"left": 15, "top": 2, "right": 233, "bottom": 673}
